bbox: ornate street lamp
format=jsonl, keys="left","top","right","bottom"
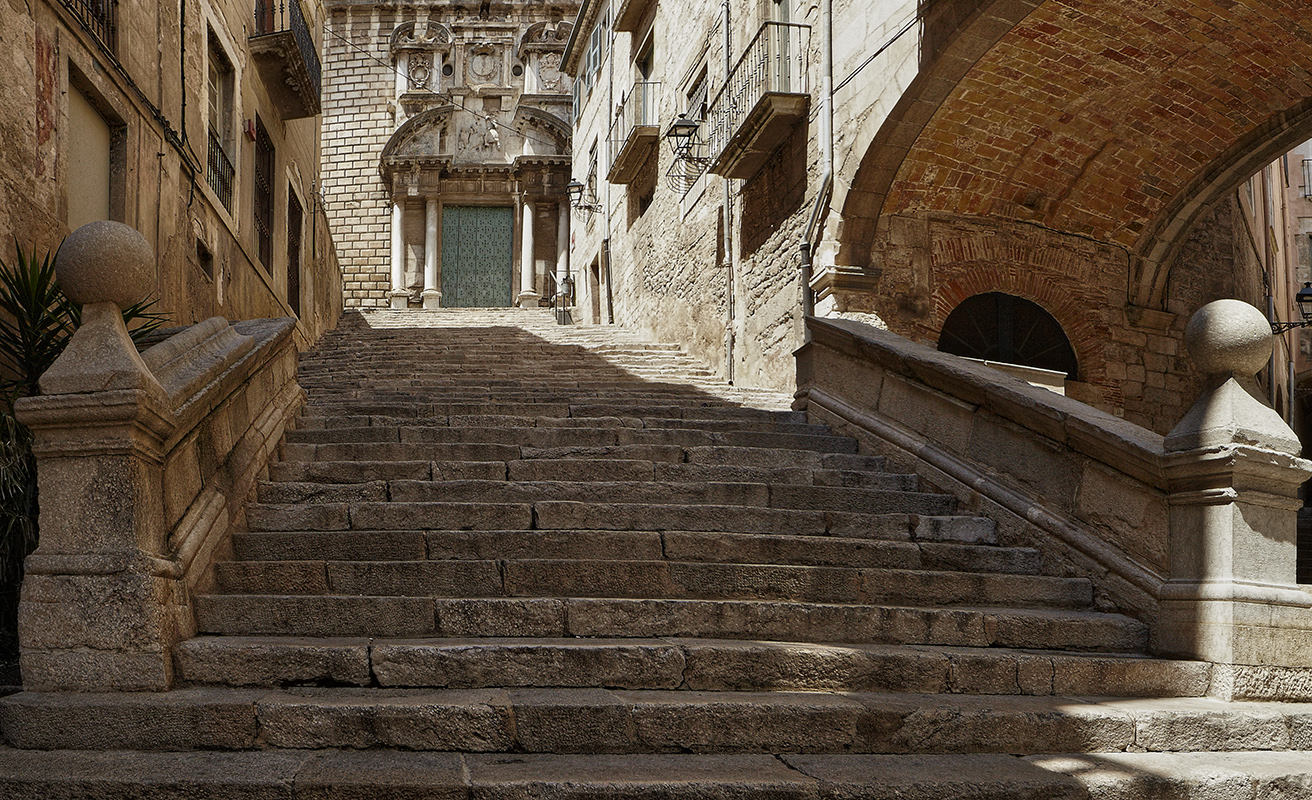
{"left": 566, "top": 179, "right": 601, "bottom": 214}
{"left": 1271, "top": 282, "right": 1312, "bottom": 333}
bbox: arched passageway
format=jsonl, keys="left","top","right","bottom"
{"left": 838, "top": 0, "right": 1312, "bottom": 432}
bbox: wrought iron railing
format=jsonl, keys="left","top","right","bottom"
{"left": 607, "top": 81, "right": 660, "bottom": 168}
{"left": 60, "top": 0, "right": 117, "bottom": 51}
{"left": 206, "top": 128, "right": 235, "bottom": 211}
{"left": 252, "top": 0, "right": 322, "bottom": 101}
{"left": 705, "top": 21, "right": 810, "bottom": 165}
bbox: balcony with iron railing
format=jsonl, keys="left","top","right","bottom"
{"left": 250, "top": 0, "right": 322, "bottom": 119}
{"left": 206, "top": 129, "right": 235, "bottom": 211}
{"left": 705, "top": 21, "right": 810, "bottom": 180}
{"left": 607, "top": 81, "right": 661, "bottom": 184}
{"left": 59, "top": 0, "right": 117, "bottom": 51}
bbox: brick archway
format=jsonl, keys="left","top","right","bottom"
{"left": 841, "top": 0, "right": 1312, "bottom": 311}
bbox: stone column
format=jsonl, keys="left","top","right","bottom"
{"left": 556, "top": 201, "right": 570, "bottom": 304}
{"left": 389, "top": 201, "right": 408, "bottom": 310}
{"left": 1159, "top": 299, "right": 1312, "bottom": 699}
{"left": 517, "top": 197, "right": 539, "bottom": 307}
{"left": 14, "top": 221, "right": 179, "bottom": 691}
{"left": 421, "top": 197, "right": 441, "bottom": 309}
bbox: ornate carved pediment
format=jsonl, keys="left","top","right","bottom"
{"left": 390, "top": 21, "right": 452, "bottom": 56}
{"left": 518, "top": 21, "right": 572, "bottom": 57}
{"left": 511, "top": 106, "right": 571, "bottom": 154}
{"left": 380, "top": 106, "right": 457, "bottom": 180}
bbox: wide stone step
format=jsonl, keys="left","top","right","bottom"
{"left": 193, "top": 595, "right": 1145, "bottom": 651}
{"left": 4, "top": 688, "right": 1302, "bottom": 755}
{"left": 173, "top": 635, "right": 1209, "bottom": 697}
{"left": 4, "top": 749, "right": 1312, "bottom": 800}
{"left": 300, "top": 401, "right": 803, "bottom": 421}
{"left": 268, "top": 456, "right": 893, "bottom": 486}
{"left": 212, "top": 559, "right": 1091, "bottom": 607}
{"left": 294, "top": 414, "right": 829, "bottom": 436}
{"left": 257, "top": 479, "right": 926, "bottom": 510}
{"left": 232, "top": 529, "right": 1032, "bottom": 573}
{"left": 243, "top": 499, "right": 965, "bottom": 535}
{"left": 283, "top": 425, "right": 857, "bottom": 453}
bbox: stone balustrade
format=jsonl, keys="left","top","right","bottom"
{"left": 13, "top": 221, "right": 304, "bottom": 691}
{"left": 796, "top": 301, "right": 1312, "bottom": 700}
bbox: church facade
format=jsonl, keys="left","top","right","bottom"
{"left": 321, "top": 1, "right": 579, "bottom": 310}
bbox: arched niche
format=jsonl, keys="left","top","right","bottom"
{"left": 937, "top": 292, "right": 1078, "bottom": 380}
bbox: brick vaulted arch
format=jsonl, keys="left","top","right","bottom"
{"left": 842, "top": 0, "right": 1312, "bottom": 311}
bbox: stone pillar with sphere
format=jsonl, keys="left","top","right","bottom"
{"left": 1160, "top": 298, "right": 1312, "bottom": 697}
{"left": 13, "top": 221, "right": 183, "bottom": 691}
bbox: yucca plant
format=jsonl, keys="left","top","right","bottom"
{"left": 0, "top": 241, "right": 168, "bottom": 659}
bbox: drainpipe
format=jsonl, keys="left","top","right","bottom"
{"left": 603, "top": 2, "right": 615, "bottom": 325}
{"left": 798, "top": 0, "right": 833, "bottom": 341}
{"left": 723, "top": 0, "right": 735, "bottom": 383}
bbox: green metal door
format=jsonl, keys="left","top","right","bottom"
{"left": 440, "top": 206, "right": 514, "bottom": 307}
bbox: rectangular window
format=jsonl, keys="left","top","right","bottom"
{"left": 206, "top": 33, "right": 236, "bottom": 209}
{"left": 686, "top": 68, "right": 708, "bottom": 122}
{"left": 286, "top": 187, "right": 303, "bottom": 317}
{"left": 253, "top": 117, "right": 275, "bottom": 268}
{"left": 67, "top": 84, "right": 112, "bottom": 230}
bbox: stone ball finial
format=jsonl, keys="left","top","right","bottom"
{"left": 1184, "top": 299, "right": 1273, "bottom": 377}
{"left": 54, "top": 221, "right": 155, "bottom": 309}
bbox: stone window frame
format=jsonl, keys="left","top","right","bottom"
{"left": 200, "top": 9, "right": 245, "bottom": 233}
{"left": 65, "top": 60, "right": 128, "bottom": 227}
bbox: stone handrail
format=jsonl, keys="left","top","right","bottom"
{"left": 12, "top": 222, "right": 304, "bottom": 692}
{"left": 796, "top": 307, "right": 1312, "bottom": 700}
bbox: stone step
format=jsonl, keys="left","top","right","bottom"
{"left": 268, "top": 458, "right": 901, "bottom": 487}
{"left": 282, "top": 426, "right": 858, "bottom": 453}
{"left": 5, "top": 688, "right": 1300, "bottom": 755}
{"left": 256, "top": 479, "right": 927, "bottom": 510}
{"left": 231, "top": 528, "right": 1026, "bottom": 572}
{"left": 300, "top": 400, "right": 800, "bottom": 421}
{"left": 212, "top": 559, "right": 1091, "bottom": 607}
{"left": 5, "top": 749, "right": 1312, "bottom": 799}
{"left": 192, "top": 595, "right": 1145, "bottom": 651}
{"left": 243, "top": 499, "right": 965, "bottom": 535}
{"left": 282, "top": 441, "right": 882, "bottom": 467}
{"left": 294, "top": 414, "right": 829, "bottom": 436}
{"left": 173, "top": 635, "right": 1209, "bottom": 697}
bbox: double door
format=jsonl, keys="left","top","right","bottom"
{"left": 440, "top": 205, "right": 514, "bottom": 307}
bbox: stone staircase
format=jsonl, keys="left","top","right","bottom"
{"left": 2, "top": 308, "right": 1311, "bottom": 797}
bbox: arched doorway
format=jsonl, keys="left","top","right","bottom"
{"left": 938, "top": 293, "right": 1078, "bottom": 380}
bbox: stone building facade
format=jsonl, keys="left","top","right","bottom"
{"left": 0, "top": 0, "right": 341, "bottom": 344}
{"left": 564, "top": 0, "right": 1312, "bottom": 436}
{"left": 321, "top": 1, "right": 579, "bottom": 310}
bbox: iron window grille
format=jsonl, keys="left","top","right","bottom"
{"left": 60, "top": 0, "right": 117, "bottom": 52}
{"left": 206, "top": 128, "right": 235, "bottom": 210}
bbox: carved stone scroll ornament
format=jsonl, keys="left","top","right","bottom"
{"left": 537, "top": 52, "right": 563, "bottom": 92}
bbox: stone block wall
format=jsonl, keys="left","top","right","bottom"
{"left": 322, "top": 3, "right": 397, "bottom": 309}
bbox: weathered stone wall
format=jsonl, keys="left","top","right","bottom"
{"left": 0, "top": 0, "right": 340, "bottom": 342}
{"left": 568, "top": 0, "right": 926, "bottom": 389}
